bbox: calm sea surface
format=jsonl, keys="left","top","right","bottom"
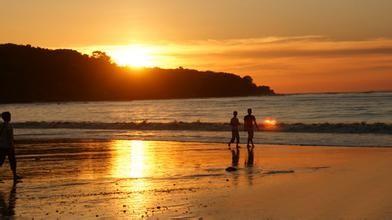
{"left": 1, "top": 92, "right": 391, "bottom": 146}
{"left": 2, "top": 92, "right": 392, "bottom": 123}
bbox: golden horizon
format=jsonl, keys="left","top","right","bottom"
{"left": 75, "top": 37, "right": 392, "bottom": 93}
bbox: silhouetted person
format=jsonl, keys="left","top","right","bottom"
{"left": 228, "top": 111, "right": 240, "bottom": 148}
{"left": 0, "top": 182, "right": 17, "bottom": 217}
{"left": 0, "top": 112, "right": 21, "bottom": 181}
{"left": 244, "top": 108, "right": 258, "bottom": 150}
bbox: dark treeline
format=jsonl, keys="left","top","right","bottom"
{"left": 0, "top": 44, "right": 275, "bottom": 103}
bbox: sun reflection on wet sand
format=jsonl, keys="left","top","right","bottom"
{"left": 110, "top": 140, "right": 154, "bottom": 214}
{"left": 111, "top": 140, "right": 151, "bottom": 179}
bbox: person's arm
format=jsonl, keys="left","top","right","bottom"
{"left": 253, "top": 117, "right": 259, "bottom": 130}
{"left": 243, "top": 117, "right": 247, "bottom": 131}
{"left": 8, "top": 126, "right": 15, "bottom": 148}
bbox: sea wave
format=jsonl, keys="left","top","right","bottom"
{"left": 13, "top": 121, "right": 392, "bottom": 134}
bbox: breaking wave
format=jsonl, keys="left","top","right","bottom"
{"left": 13, "top": 121, "right": 392, "bottom": 134}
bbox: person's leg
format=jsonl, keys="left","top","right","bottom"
{"left": 228, "top": 131, "right": 235, "bottom": 147}
{"left": 246, "top": 130, "right": 251, "bottom": 148}
{"left": 235, "top": 131, "right": 240, "bottom": 147}
{"left": 249, "top": 130, "right": 255, "bottom": 149}
{"left": 0, "top": 150, "right": 6, "bottom": 167}
{"left": 7, "top": 148, "right": 18, "bottom": 179}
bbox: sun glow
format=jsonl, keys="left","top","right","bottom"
{"left": 263, "top": 118, "right": 278, "bottom": 129}
{"left": 109, "top": 45, "right": 155, "bottom": 67}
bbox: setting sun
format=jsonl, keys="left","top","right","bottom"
{"left": 263, "top": 117, "right": 278, "bottom": 129}
{"left": 108, "top": 45, "right": 155, "bottom": 67}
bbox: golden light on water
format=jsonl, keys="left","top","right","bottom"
{"left": 263, "top": 118, "right": 278, "bottom": 129}
{"left": 111, "top": 140, "right": 149, "bottom": 178}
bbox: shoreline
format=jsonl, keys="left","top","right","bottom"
{"left": 14, "top": 138, "right": 392, "bottom": 148}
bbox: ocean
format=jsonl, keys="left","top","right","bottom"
{"left": 1, "top": 92, "right": 391, "bottom": 147}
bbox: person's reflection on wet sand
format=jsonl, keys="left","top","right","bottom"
{"left": 245, "top": 147, "right": 254, "bottom": 167}
{"left": 227, "top": 147, "right": 240, "bottom": 184}
{"left": 231, "top": 147, "right": 240, "bottom": 167}
{"left": 246, "top": 168, "right": 254, "bottom": 186}
{"left": 226, "top": 147, "right": 240, "bottom": 172}
{"left": 231, "top": 172, "right": 240, "bottom": 187}
{"left": 0, "top": 182, "right": 17, "bottom": 218}
{"left": 245, "top": 147, "right": 254, "bottom": 186}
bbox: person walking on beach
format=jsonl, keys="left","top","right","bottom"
{"left": 244, "top": 108, "right": 258, "bottom": 149}
{"left": 228, "top": 111, "right": 240, "bottom": 149}
{"left": 0, "top": 112, "right": 21, "bottom": 181}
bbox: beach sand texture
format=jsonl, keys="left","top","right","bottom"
{"left": 0, "top": 140, "right": 391, "bottom": 219}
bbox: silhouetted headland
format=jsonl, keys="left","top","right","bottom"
{"left": 0, "top": 44, "right": 275, "bottom": 103}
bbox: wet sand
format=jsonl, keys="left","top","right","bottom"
{"left": 1, "top": 140, "right": 392, "bottom": 219}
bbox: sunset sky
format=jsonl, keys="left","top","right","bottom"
{"left": 1, "top": 0, "right": 392, "bottom": 93}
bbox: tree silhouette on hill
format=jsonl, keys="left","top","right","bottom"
{"left": 0, "top": 44, "right": 275, "bottom": 103}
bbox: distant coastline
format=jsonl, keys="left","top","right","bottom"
{"left": 0, "top": 44, "right": 275, "bottom": 103}
{"left": 279, "top": 90, "right": 392, "bottom": 96}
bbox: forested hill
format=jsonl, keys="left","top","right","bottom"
{"left": 0, "top": 44, "right": 275, "bottom": 103}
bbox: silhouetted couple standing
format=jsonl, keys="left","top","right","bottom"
{"left": 228, "top": 108, "right": 258, "bottom": 167}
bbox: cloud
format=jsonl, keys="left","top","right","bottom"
{"left": 160, "top": 37, "right": 392, "bottom": 58}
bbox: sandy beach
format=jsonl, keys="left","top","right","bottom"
{"left": 3, "top": 1, "right": 392, "bottom": 219}
{"left": 0, "top": 140, "right": 390, "bottom": 219}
